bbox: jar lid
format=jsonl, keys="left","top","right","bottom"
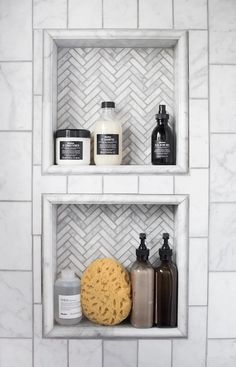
{"left": 56, "top": 129, "right": 90, "bottom": 138}
{"left": 101, "top": 101, "right": 115, "bottom": 108}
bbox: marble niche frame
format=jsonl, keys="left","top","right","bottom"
{"left": 42, "top": 29, "right": 189, "bottom": 175}
{"left": 42, "top": 193, "right": 189, "bottom": 339}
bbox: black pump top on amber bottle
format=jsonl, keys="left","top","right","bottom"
{"left": 136, "top": 233, "right": 150, "bottom": 261}
{"left": 159, "top": 233, "right": 173, "bottom": 261}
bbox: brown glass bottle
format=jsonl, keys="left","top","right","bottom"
{"left": 154, "top": 233, "right": 178, "bottom": 327}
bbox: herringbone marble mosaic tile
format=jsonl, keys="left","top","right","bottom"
{"left": 56, "top": 204, "right": 174, "bottom": 276}
{"left": 57, "top": 47, "right": 174, "bottom": 165}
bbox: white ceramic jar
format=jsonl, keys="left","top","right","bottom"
{"left": 94, "top": 102, "right": 122, "bottom": 165}
{"left": 56, "top": 129, "right": 91, "bottom": 165}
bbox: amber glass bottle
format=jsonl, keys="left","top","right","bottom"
{"left": 154, "top": 233, "right": 178, "bottom": 327}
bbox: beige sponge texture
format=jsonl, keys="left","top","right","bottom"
{"left": 81, "top": 258, "right": 131, "bottom": 326}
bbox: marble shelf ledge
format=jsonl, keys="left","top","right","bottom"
{"left": 47, "top": 320, "right": 184, "bottom": 339}
{"left": 46, "top": 164, "right": 186, "bottom": 175}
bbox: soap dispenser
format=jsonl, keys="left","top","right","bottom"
{"left": 151, "top": 104, "right": 175, "bottom": 165}
{"left": 154, "top": 233, "right": 178, "bottom": 327}
{"left": 130, "top": 233, "right": 154, "bottom": 328}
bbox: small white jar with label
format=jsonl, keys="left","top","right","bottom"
{"left": 54, "top": 269, "right": 82, "bottom": 326}
{"left": 56, "top": 129, "right": 91, "bottom": 165}
{"left": 94, "top": 101, "right": 122, "bottom": 165}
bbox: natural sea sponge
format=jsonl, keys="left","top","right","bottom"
{"left": 81, "top": 258, "right": 132, "bottom": 326}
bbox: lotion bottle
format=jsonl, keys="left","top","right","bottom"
{"left": 94, "top": 101, "right": 122, "bottom": 165}
{"left": 130, "top": 233, "right": 154, "bottom": 328}
{"left": 154, "top": 233, "right": 178, "bottom": 327}
{"left": 54, "top": 269, "right": 82, "bottom": 326}
{"left": 151, "top": 105, "right": 175, "bottom": 165}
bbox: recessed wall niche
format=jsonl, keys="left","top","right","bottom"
{"left": 43, "top": 193, "right": 189, "bottom": 339}
{"left": 42, "top": 30, "right": 188, "bottom": 174}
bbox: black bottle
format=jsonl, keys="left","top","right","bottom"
{"left": 151, "top": 105, "right": 175, "bottom": 165}
{"left": 154, "top": 233, "right": 178, "bottom": 327}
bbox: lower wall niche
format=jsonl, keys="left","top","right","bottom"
{"left": 43, "top": 194, "right": 188, "bottom": 339}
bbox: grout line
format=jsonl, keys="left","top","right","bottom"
{"left": 102, "top": 0, "right": 104, "bottom": 28}
{"left": 32, "top": 3, "right": 35, "bottom": 366}
{"left": 136, "top": 339, "right": 139, "bottom": 367}
{"left": 102, "top": 339, "right": 104, "bottom": 367}
{"left": 0, "top": 60, "right": 32, "bottom": 63}
{"left": 0, "top": 200, "right": 32, "bottom": 203}
{"left": 211, "top": 131, "right": 236, "bottom": 135}
{"left": 0, "top": 269, "right": 32, "bottom": 272}
{"left": 210, "top": 201, "right": 236, "bottom": 204}
{"left": 137, "top": 0, "right": 139, "bottom": 29}
{"left": 171, "top": 339, "right": 174, "bottom": 367}
{"left": 190, "top": 97, "right": 208, "bottom": 100}
{"left": 67, "top": 0, "right": 69, "bottom": 28}
{"left": 209, "top": 270, "right": 236, "bottom": 273}
{"left": 0, "top": 130, "right": 33, "bottom": 133}
{"left": 208, "top": 337, "right": 236, "bottom": 340}
{"left": 210, "top": 63, "right": 236, "bottom": 66}
{"left": 0, "top": 336, "right": 33, "bottom": 340}
{"left": 205, "top": 1, "right": 210, "bottom": 365}
{"left": 67, "top": 340, "right": 69, "bottom": 367}
{"left": 172, "top": 0, "right": 175, "bottom": 29}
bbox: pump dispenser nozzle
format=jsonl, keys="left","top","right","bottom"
{"left": 136, "top": 233, "right": 149, "bottom": 261}
{"left": 155, "top": 104, "right": 169, "bottom": 120}
{"left": 159, "top": 233, "right": 173, "bottom": 260}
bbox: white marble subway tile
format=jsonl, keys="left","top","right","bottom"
{"left": 33, "top": 0, "right": 67, "bottom": 29}
{"left": 139, "top": 0, "right": 172, "bottom": 29}
{"left": 209, "top": 0, "right": 236, "bottom": 31}
{"left": 68, "top": 176, "right": 103, "bottom": 193}
{"left": 0, "top": 202, "right": 31, "bottom": 270}
{"left": 210, "top": 31, "right": 236, "bottom": 64}
{"left": 69, "top": 340, "right": 102, "bottom": 367}
{"left": 0, "top": 132, "right": 31, "bottom": 200}
{"left": 33, "top": 236, "right": 42, "bottom": 303}
{"left": 103, "top": 175, "right": 138, "bottom": 194}
{"left": 103, "top": 0, "right": 137, "bottom": 28}
{"left": 0, "top": 271, "right": 32, "bottom": 337}
{"left": 33, "top": 166, "right": 67, "bottom": 235}
{"left": 34, "top": 305, "right": 67, "bottom": 367}
{"left": 139, "top": 176, "right": 173, "bottom": 194}
{"left": 0, "top": 339, "right": 32, "bottom": 367}
{"left": 104, "top": 340, "right": 137, "bottom": 367}
{"left": 207, "top": 339, "right": 236, "bottom": 367}
{"left": 189, "top": 31, "right": 208, "bottom": 99}
{"left": 33, "top": 96, "right": 42, "bottom": 165}
{"left": 189, "top": 238, "right": 208, "bottom": 305}
{"left": 208, "top": 272, "right": 236, "bottom": 338}
{"left": 210, "top": 203, "right": 236, "bottom": 271}
{"left": 173, "top": 307, "right": 207, "bottom": 367}
{"left": 189, "top": 99, "right": 209, "bottom": 168}
{"left": 175, "top": 169, "right": 209, "bottom": 237}
{"left": 69, "top": 0, "right": 102, "bottom": 28}
{"left": 138, "top": 340, "right": 171, "bottom": 367}
{"left": 0, "top": 63, "right": 32, "bottom": 130}
{"left": 34, "top": 30, "right": 43, "bottom": 95}
{"left": 210, "top": 65, "right": 236, "bottom": 132}
{"left": 0, "top": 0, "right": 32, "bottom": 60}
{"left": 174, "top": 0, "right": 207, "bottom": 29}
{"left": 210, "top": 134, "right": 236, "bottom": 202}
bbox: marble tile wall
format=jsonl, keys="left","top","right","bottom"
{"left": 0, "top": 0, "right": 235, "bottom": 366}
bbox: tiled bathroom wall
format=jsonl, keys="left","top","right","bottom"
{"left": 0, "top": 0, "right": 236, "bottom": 366}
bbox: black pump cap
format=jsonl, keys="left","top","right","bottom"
{"left": 159, "top": 232, "right": 173, "bottom": 261}
{"left": 136, "top": 233, "right": 150, "bottom": 261}
{"left": 101, "top": 101, "right": 115, "bottom": 108}
{"left": 155, "top": 104, "right": 169, "bottom": 120}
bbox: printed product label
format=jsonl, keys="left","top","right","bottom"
{"left": 60, "top": 141, "right": 83, "bottom": 160}
{"left": 97, "top": 134, "right": 119, "bottom": 155}
{"left": 154, "top": 141, "right": 170, "bottom": 159}
{"left": 59, "top": 294, "right": 82, "bottom": 319}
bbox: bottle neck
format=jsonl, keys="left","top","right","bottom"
{"left": 101, "top": 107, "right": 115, "bottom": 120}
{"left": 156, "top": 118, "right": 167, "bottom": 126}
